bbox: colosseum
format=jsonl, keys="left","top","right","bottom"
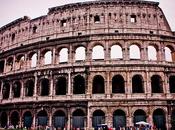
{"left": 0, "top": 0, "right": 175, "bottom": 129}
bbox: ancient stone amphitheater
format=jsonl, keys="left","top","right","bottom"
{"left": 0, "top": 0, "right": 175, "bottom": 129}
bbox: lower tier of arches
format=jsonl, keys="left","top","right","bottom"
{"left": 0, "top": 100, "right": 175, "bottom": 130}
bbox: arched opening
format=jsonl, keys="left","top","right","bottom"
{"left": 16, "top": 55, "right": 25, "bottom": 69}
{"left": 55, "top": 77, "right": 67, "bottom": 95}
{"left": 133, "top": 109, "right": 146, "bottom": 125}
{"left": 112, "top": 75, "right": 125, "bottom": 93}
{"left": 153, "top": 109, "right": 166, "bottom": 130}
{"left": 73, "top": 75, "right": 85, "bottom": 94}
{"left": 92, "top": 75, "right": 105, "bottom": 94}
{"left": 44, "top": 51, "right": 52, "bottom": 65}
{"left": 132, "top": 75, "right": 144, "bottom": 93}
{"left": 40, "top": 79, "right": 49, "bottom": 96}
{"left": 6, "top": 57, "right": 13, "bottom": 71}
{"left": 92, "top": 45, "right": 104, "bottom": 60}
{"left": 59, "top": 48, "right": 68, "bottom": 63}
{"left": 92, "top": 110, "right": 105, "bottom": 128}
{"left": 75, "top": 46, "right": 86, "bottom": 61}
{"left": 0, "top": 60, "right": 5, "bottom": 73}
{"left": 30, "top": 53, "right": 37, "bottom": 67}
{"left": 23, "top": 111, "right": 32, "bottom": 128}
{"left": 148, "top": 45, "right": 157, "bottom": 60}
{"left": 13, "top": 81, "right": 21, "bottom": 98}
{"left": 25, "top": 80, "right": 34, "bottom": 97}
{"left": 151, "top": 75, "right": 163, "bottom": 93}
{"left": 53, "top": 110, "right": 66, "bottom": 129}
{"left": 169, "top": 76, "right": 175, "bottom": 93}
{"left": 113, "top": 110, "right": 126, "bottom": 129}
{"left": 37, "top": 110, "right": 48, "bottom": 126}
{"left": 2, "top": 82, "right": 10, "bottom": 99}
{"left": 0, "top": 112, "right": 7, "bottom": 128}
{"left": 111, "top": 45, "right": 123, "bottom": 59}
{"left": 165, "top": 47, "right": 173, "bottom": 62}
{"left": 72, "top": 109, "right": 85, "bottom": 129}
{"left": 11, "top": 111, "right": 19, "bottom": 128}
{"left": 129, "top": 44, "right": 140, "bottom": 59}
{"left": 171, "top": 110, "right": 175, "bottom": 130}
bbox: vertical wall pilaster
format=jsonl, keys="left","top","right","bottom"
{"left": 34, "top": 72, "right": 38, "bottom": 97}
{"left": 68, "top": 71, "right": 72, "bottom": 96}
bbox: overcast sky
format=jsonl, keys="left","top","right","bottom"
{"left": 0, "top": 0, "right": 175, "bottom": 31}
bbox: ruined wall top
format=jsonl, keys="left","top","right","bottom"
{"left": 48, "top": 0, "right": 159, "bottom": 14}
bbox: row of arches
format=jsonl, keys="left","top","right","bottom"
{"left": 2, "top": 44, "right": 175, "bottom": 73}
{"left": 1, "top": 74, "right": 175, "bottom": 99}
{"left": 0, "top": 108, "right": 171, "bottom": 129}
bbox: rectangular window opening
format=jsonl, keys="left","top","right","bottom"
{"left": 131, "top": 15, "right": 137, "bottom": 23}
{"left": 61, "top": 20, "right": 67, "bottom": 27}
{"left": 94, "top": 15, "right": 100, "bottom": 23}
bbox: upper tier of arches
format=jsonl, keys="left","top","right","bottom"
{"left": 0, "top": 0, "right": 173, "bottom": 52}
{"left": 0, "top": 40, "right": 175, "bottom": 74}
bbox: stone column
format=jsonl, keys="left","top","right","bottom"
{"left": 12, "top": 55, "right": 16, "bottom": 71}
{"left": 32, "top": 112, "right": 36, "bottom": 128}
{"left": 67, "top": 108, "right": 71, "bottom": 130}
{"left": 68, "top": 45, "right": 73, "bottom": 64}
{"left": 49, "top": 75, "right": 54, "bottom": 97}
{"left": 0, "top": 81, "right": 3, "bottom": 100}
{"left": 7, "top": 112, "right": 10, "bottom": 126}
{"left": 34, "top": 72, "right": 38, "bottom": 97}
{"left": 52, "top": 48, "right": 56, "bottom": 65}
{"left": 164, "top": 75, "right": 170, "bottom": 95}
{"left": 37, "top": 50, "right": 41, "bottom": 67}
{"left": 49, "top": 112, "right": 52, "bottom": 126}
{"left": 146, "top": 71, "right": 152, "bottom": 97}
{"left": 67, "top": 71, "right": 72, "bottom": 97}
{"left": 3, "top": 59, "right": 7, "bottom": 73}
{"left": 87, "top": 106, "right": 90, "bottom": 129}
{"left": 126, "top": 71, "right": 131, "bottom": 97}
{"left": 9, "top": 82, "right": 13, "bottom": 99}
{"left": 106, "top": 71, "right": 110, "bottom": 98}
{"left": 19, "top": 111, "right": 22, "bottom": 128}
{"left": 20, "top": 81, "right": 24, "bottom": 98}
{"left": 167, "top": 114, "right": 171, "bottom": 130}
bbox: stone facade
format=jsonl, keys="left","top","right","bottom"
{"left": 0, "top": 0, "right": 175, "bottom": 130}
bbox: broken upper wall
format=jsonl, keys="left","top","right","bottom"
{"left": 0, "top": 0, "right": 173, "bottom": 52}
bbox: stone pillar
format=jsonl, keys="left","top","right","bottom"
{"left": 19, "top": 111, "right": 23, "bottom": 128}
{"left": 164, "top": 75, "right": 170, "bottom": 94}
{"left": 49, "top": 112, "right": 52, "bottom": 126}
{"left": 12, "top": 55, "right": 16, "bottom": 71}
{"left": 146, "top": 71, "right": 152, "bottom": 97}
{"left": 67, "top": 108, "right": 71, "bottom": 130}
{"left": 9, "top": 82, "right": 13, "bottom": 99}
{"left": 126, "top": 71, "right": 131, "bottom": 97}
{"left": 49, "top": 72, "right": 54, "bottom": 96}
{"left": 20, "top": 81, "right": 24, "bottom": 98}
{"left": 147, "top": 114, "right": 153, "bottom": 128}
{"left": 3, "top": 59, "right": 7, "bottom": 73}
{"left": 49, "top": 75, "right": 54, "bottom": 97}
{"left": 68, "top": 45, "right": 73, "bottom": 64}
{"left": 68, "top": 71, "right": 72, "bottom": 96}
{"left": 37, "top": 50, "right": 41, "bottom": 67}
{"left": 32, "top": 113, "right": 36, "bottom": 128}
{"left": 34, "top": 72, "right": 38, "bottom": 97}
{"left": 167, "top": 114, "right": 171, "bottom": 130}
{"left": 106, "top": 71, "right": 110, "bottom": 98}
{"left": 87, "top": 106, "right": 90, "bottom": 129}
{"left": 7, "top": 112, "right": 10, "bottom": 126}
{"left": 143, "top": 44, "right": 148, "bottom": 61}
{"left": 0, "top": 81, "right": 3, "bottom": 100}
{"left": 52, "top": 48, "right": 56, "bottom": 65}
